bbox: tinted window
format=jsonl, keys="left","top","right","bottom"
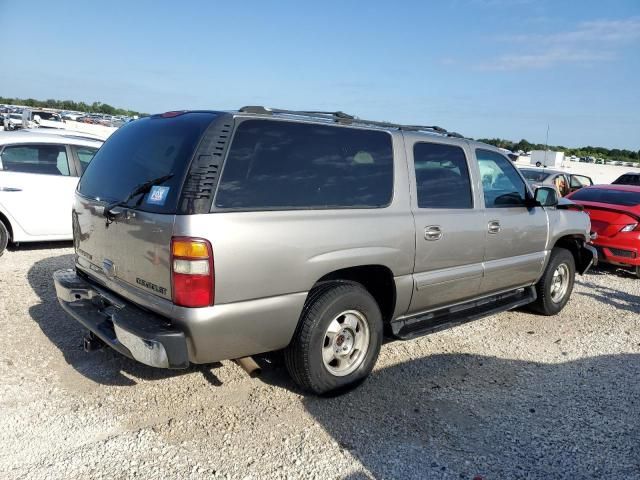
{"left": 520, "top": 169, "right": 551, "bottom": 182}
{"left": 613, "top": 174, "right": 640, "bottom": 186}
{"left": 0, "top": 144, "right": 70, "bottom": 176}
{"left": 570, "top": 188, "right": 640, "bottom": 206}
{"left": 476, "top": 149, "right": 528, "bottom": 207}
{"left": 78, "top": 113, "right": 217, "bottom": 213}
{"left": 413, "top": 142, "right": 472, "bottom": 209}
{"left": 75, "top": 146, "right": 98, "bottom": 174}
{"left": 215, "top": 120, "right": 393, "bottom": 210}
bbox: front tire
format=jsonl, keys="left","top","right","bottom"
{"left": 0, "top": 221, "right": 9, "bottom": 257}
{"left": 530, "top": 247, "right": 575, "bottom": 315}
{"left": 284, "top": 282, "right": 383, "bottom": 395}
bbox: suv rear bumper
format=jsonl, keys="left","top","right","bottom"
{"left": 53, "top": 269, "right": 189, "bottom": 369}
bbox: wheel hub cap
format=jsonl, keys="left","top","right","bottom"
{"left": 322, "top": 310, "right": 370, "bottom": 377}
{"left": 550, "top": 263, "right": 570, "bottom": 303}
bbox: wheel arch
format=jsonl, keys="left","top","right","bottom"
{"left": 553, "top": 234, "right": 593, "bottom": 275}
{"left": 0, "top": 210, "right": 13, "bottom": 241}
{"left": 310, "top": 264, "right": 397, "bottom": 330}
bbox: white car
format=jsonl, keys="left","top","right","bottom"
{"left": 30, "top": 111, "right": 66, "bottom": 129}
{"left": 0, "top": 131, "right": 103, "bottom": 255}
{"left": 3, "top": 113, "right": 23, "bottom": 130}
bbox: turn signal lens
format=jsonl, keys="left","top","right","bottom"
{"left": 172, "top": 240, "right": 209, "bottom": 258}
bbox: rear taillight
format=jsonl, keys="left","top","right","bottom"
{"left": 171, "top": 237, "right": 214, "bottom": 308}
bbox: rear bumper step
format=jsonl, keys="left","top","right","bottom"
{"left": 392, "top": 286, "right": 537, "bottom": 340}
{"left": 53, "top": 269, "right": 189, "bottom": 369}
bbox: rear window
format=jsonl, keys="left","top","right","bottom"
{"left": 77, "top": 113, "right": 217, "bottom": 213}
{"left": 215, "top": 120, "right": 394, "bottom": 210}
{"left": 520, "top": 169, "right": 551, "bottom": 182}
{"left": 613, "top": 174, "right": 640, "bottom": 185}
{"left": 570, "top": 188, "right": 640, "bottom": 206}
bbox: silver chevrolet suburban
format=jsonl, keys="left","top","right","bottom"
{"left": 54, "top": 107, "right": 596, "bottom": 394}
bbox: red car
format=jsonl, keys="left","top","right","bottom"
{"left": 566, "top": 184, "right": 640, "bottom": 277}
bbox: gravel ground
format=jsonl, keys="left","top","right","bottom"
{"left": 0, "top": 244, "right": 639, "bottom": 479}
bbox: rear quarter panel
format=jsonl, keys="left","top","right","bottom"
{"left": 172, "top": 132, "right": 415, "bottom": 307}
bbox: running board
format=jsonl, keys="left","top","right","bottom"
{"left": 391, "top": 286, "right": 536, "bottom": 340}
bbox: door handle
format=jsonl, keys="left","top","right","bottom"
{"left": 0, "top": 187, "right": 22, "bottom": 192}
{"left": 488, "top": 220, "right": 501, "bottom": 234}
{"left": 424, "top": 225, "right": 443, "bottom": 241}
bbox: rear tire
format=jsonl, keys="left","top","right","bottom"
{"left": 530, "top": 247, "right": 575, "bottom": 315}
{"left": 0, "top": 221, "right": 9, "bottom": 257}
{"left": 284, "top": 282, "right": 383, "bottom": 395}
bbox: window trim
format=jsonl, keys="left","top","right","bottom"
{"left": 70, "top": 144, "right": 99, "bottom": 176}
{"left": 211, "top": 117, "right": 396, "bottom": 212}
{"left": 476, "top": 147, "right": 533, "bottom": 209}
{"left": 0, "top": 142, "right": 77, "bottom": 177}
{"left": 411, "top": 140, "right": 475, "bottom": 210}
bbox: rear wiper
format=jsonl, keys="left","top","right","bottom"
{"left": 103, "top": 173, "right": 174, "bottom": 223}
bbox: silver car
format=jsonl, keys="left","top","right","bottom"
{"left": 519, "top": 167, "right": 593, "bottom": 197}
{"left": 54, "top": 108, "right": 596, "bottom": 394}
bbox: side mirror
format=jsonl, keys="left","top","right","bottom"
{"left": 534, "top": 186, "right": 558, "bottom": 207}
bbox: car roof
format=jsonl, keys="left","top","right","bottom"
{"left": 580, "top": 184, "right": 640, "bottom": 192}
{"left": 519, "top": 167, "right": 567, "bottom": 175}
{"left": 156, "top": 108, "right": 476, "bottom": 145}
{"left": 0, "top": 130, "right": 103, "bottom": 147}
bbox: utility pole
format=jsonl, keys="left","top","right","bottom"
{"left": 544, "top": 124, "right": 549, "bottom": 168}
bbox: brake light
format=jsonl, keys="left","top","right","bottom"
{"left": 161, "top": 110, "right": 187, "bottom": 118}
{"left": 171, "top": 237, "right": 214, "bottom": 308}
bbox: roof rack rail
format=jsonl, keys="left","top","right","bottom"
{"left": 238, "top": 106, "right": 464, "bottom": 138}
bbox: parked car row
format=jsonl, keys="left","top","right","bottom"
{"left": 1, "top": 104, "right": 133, "bottom": 130}
{"left": 3, "top": 108, "right": 637, "bottom": 396}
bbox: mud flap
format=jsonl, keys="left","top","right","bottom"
{"left": 578, "top": 243, "right": 598, "bottom": 275}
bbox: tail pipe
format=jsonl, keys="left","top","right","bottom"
{"left": 234, "top": 356, "right": 262, "bottom": 378}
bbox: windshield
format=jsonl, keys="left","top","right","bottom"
{"left": 570, "top": 188, "right": 640, "bottom": 207}
{"left": 520, "top": 169, "right": 551, "bottom": 182}
{"left": 77, "top": 112, "right": 217, "bottom": 213}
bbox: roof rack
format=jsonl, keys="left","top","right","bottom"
{"left": 238, "top": 106, "right": 464, "bottom": 138}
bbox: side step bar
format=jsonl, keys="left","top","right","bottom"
{"left": 391, "top": 286, "right": 537, "bottom": 340}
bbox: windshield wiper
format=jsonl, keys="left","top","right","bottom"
{"left": 103, "top": 173, "right": 174, "bottom": 223}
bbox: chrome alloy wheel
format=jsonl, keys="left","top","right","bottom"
{"left": 550, "top": 263, "right": 570, "bottom": 303}
{"left": 322, "top": 310, "right": 370, "bottom": 377}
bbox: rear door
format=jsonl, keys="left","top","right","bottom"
{"left": 475, "top": 148, "right": 548, "bottom": 294}
{"left": 0, "top": 143, "right": 78, "bottom": 237}
{"left": 407, "top": 139, "right": 485, "bottom": 313}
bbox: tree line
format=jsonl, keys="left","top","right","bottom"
{"left": 2, "top": 96, "right": 637, "bottom": 163}
{"left": 0, "top": 96, "right": 144, "bottom": 117}
{"left": 477, "top": 137, "right": 640, "bottom": 164}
